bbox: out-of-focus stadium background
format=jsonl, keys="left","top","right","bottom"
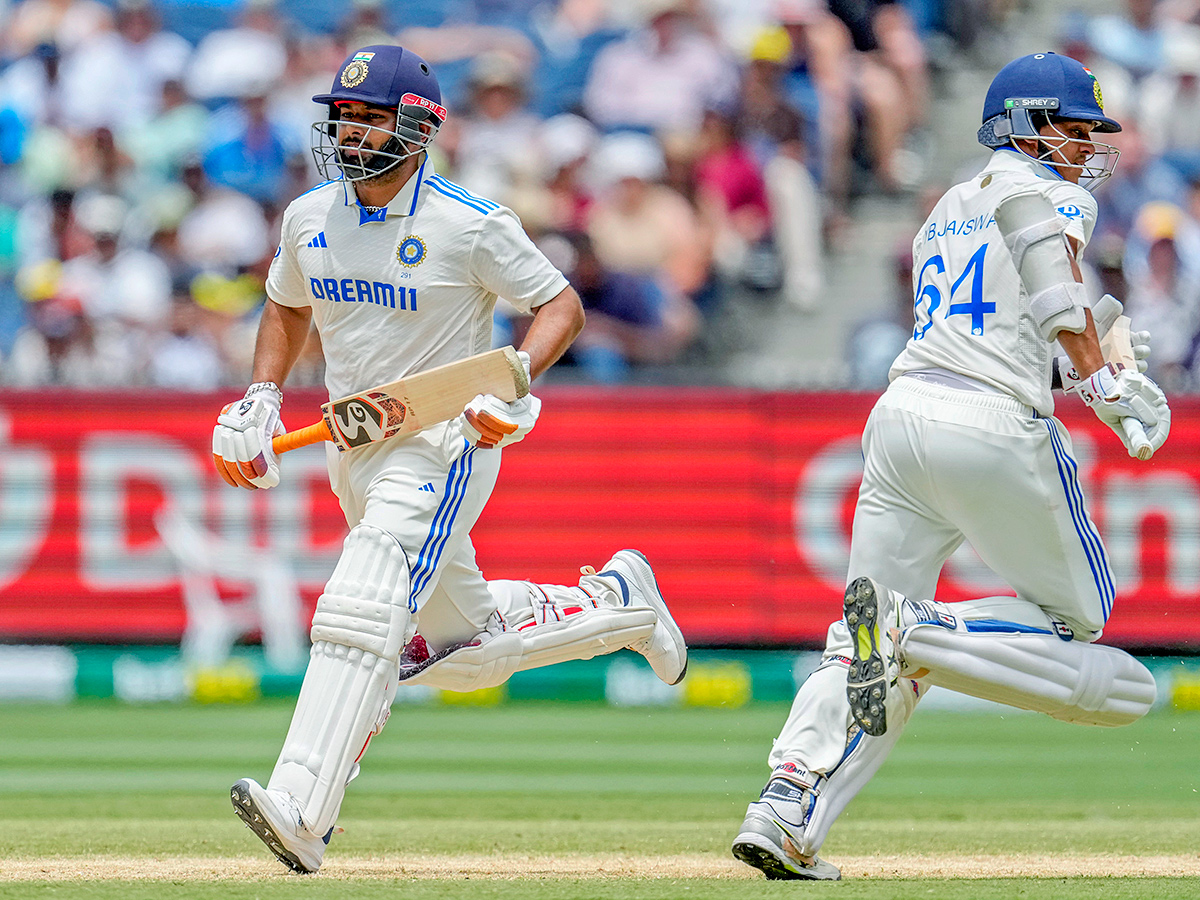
{"left": 0, "top": 0, "right": 1199, "bottom": 713}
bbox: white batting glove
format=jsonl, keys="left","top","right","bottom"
{"left": 1071, "top": 365, "right": 1170, "bottom": 458}
{"left": 461, "top": 391, "right": 541, "bottom": 449}
{"left": 213, "top": 382, "right": 285, "bottom": 489}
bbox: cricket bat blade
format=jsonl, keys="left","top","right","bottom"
{"left": 272, "top": 346, "right": 529, "bottom": 454}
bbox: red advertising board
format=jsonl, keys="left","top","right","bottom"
{"left": 0, "top": 388, "right": 1196, "bottom": 649}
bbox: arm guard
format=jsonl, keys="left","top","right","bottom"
{"left": 994, "top": 190, "right": 1088, "bottom": 341}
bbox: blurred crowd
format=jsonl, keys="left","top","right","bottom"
{"left": 7, "top": 0, "right": 1190, "bottom": 392}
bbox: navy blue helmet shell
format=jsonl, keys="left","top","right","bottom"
{"left": 979, "top": 51, "right": 1120, "bottom": 148}
{"left": 313, "top": 44, "right": 445, "bottom": 123}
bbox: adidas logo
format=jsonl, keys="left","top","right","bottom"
{"left": 306, "top": 232, "right": 328, "bottom": 248}
{"left": 418, "top": 482, "right": 436, "bottom": 493}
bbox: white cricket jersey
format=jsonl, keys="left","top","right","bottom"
{"left": 266, "top": 157, "right": 569, "bottom": 400}
{"left": 889, "top": 148, "right": 1098, "bottom": 416}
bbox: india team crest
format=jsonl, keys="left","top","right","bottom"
{"left": 397, "top": 236, "right": 427, "bottom": 267}
{"left": 1082, "top": 65, "right": 1104, "bottom": 109}
{"left": 341, "top": 53, "right": 373, "bottom": 88}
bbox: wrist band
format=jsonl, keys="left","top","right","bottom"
{"left": 245, "top": 381, "right": 283, "bottom": 406}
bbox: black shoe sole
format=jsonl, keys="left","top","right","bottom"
{"left": 230, "top": 780, "right": 313, "bottom": 874}
{"left": 732, "top": 840, "right": 814, "bottom": 880}
{"left": 844, "top": 576, "right": 889, "bottom": 737}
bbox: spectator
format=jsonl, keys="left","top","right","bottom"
{"left": 524, "top": 0, "right": 627, "bottom": 117}
{"left": 761, "top": 105, "right": 824, "bottom": 310}
{"left": 58, "top": 0, "right": 192, "bottom": 131}
{"left": 147, "top": 288, "right": 225, "bottom": 389}
{"left": 73, "top": 126, "right": 138, "bottom": 203}
{"left": 1140, "top": 25, "right": 1200, "bottom": 181}
{"left": 1087, "top": 0, "right": 1166, "bottom": 87}
{"left": 185, "top": 0, "right": 287, "bottom": 103}
{"left": 4, "top": 284, "right": 102, "bottom": 385}
{"left": 1, "top": 0, "right": 113, "bottom": 60}
{"left": 542, "top": 230, "right": 698, "bottom": 381}
{"left": 693, "top": 100, "right": 777, "bottom": 292}
{"left": 122, "top": 78, "right": 211, "bottom": 186}
{"left": 448, "top": 51, "right": 542, "bottom": 204}
{"left": 510, "top": 112, "right": 598, "bottom": 234}
{"left": 586, "top": 131, "right": 712, "bottom": 314}
{"left": 203, "top": 91, "right": 299, "bottom": 206}
{"left": 14, "top": 187, "right": 92, "bottom": 267}
{"left": 1093, "top": 122, "right": 1187, "bottom": 245}
{"left": 57, "top": 193, "right": 171, "bottom": 380}
{"left": 0, "top": 41, "right": 68, "bottom": 131}
{"left": 174, "top": 157, "right": 270, "bottom": 274}
{"left": 583, "top": 0, "right": 739, "bottom": 134}
{"left": 1122, "top": 201, "right": 1200, "bottom": 391}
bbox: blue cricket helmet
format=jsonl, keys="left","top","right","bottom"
{"left": 313, "top": 44, "right": 444, "bottom": 120}
{"left": 311, "top": 45, "right": 445, "bottom": 182}
{"left": 978, "top": 51, "right": 1120, "bottom": 148}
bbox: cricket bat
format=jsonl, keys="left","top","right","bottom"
{"left": 272, "top": 346, "right": 530, "bottom": 454}
{"left": 1099, "top": 315, "right": 1153, "bottom": 460}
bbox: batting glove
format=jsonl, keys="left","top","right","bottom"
{"left": 460, "top": 351, "right": 540, "bottom": 449}
{"left": 1072, "top": 365, "right": 1170, "bottom": 458}
{"left": 213, "top": 382, "right": 285, "bottom": 489}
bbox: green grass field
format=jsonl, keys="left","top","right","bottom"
{"left": 1, "top": 699, "right": 1198, "bottom": 899}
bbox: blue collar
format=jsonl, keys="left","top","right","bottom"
{"left": 347, "top": 155, "right": 429, "bottom": 225}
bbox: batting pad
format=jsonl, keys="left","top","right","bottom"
{"left": 398, "top": 630, "right": 524, "bottom": 692}
{"left": 270, "top": 641, "right": 398, "bottom": 835}
{"left": 310, "top": 523, "right": 413, "bottom": 659}
{"left": 270, "top": 523, "right": 413, "bottom": 835}
{"left": 901, "top": 624, "right": 1157, "bottom": 726}
{"left": 516, "top": 605, "right": 656, "bottom": 671}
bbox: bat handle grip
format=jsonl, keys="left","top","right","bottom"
{"left": 273, "top": 420, "right": 333, "bottom": 455}
{"left": 1120, "top": 417, "right": 1153, "bottom": 461}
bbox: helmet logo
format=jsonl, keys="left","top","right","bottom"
{"left": 1082, "top": 65, "right": 1104, "bottom": 109}
{"left": 341, "top": 61, "right": 370, "bottom": 88}
{"left": 397, "top": 236, "right": 427, "bottom": 267}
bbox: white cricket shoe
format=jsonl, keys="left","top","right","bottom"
{"left": 732, "top": 776, "right": 841, "bottom": 881}
{"left": 590, "top": 549, "right": 688, "bottom": 685}
{"left": 844, "top": 576, "right": 902, "bottom": 737}
{"left": 230, "top": 778, "right": 330, "bottom": 873}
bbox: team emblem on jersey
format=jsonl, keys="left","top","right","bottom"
{"left": 397, "top": 235, "right": 427, "bottom": 267}
{"left": 341, "top": 56, "right": 372, "bottom": 88}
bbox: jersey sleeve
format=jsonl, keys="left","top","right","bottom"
{"left": 1044, "top": 182, "right": 1098, "bottom": 251}
{"left": 265, "top": 204, "right": 310, "bottom": 308}
{"left": 469, "top": 207, "right": 570, "bottom": 315}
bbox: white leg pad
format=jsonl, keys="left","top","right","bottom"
{"left": 511, "top": 582, "right": 655, "bottom": 671}
{"left": 310, "top": 524, "right": 413, "bottom": 659}
{"left": 269, "top": 523, "right": 412, "bottom": 835}
{"left": 270, "top": 641, "right": 398, "bottom": 835}
{"left": 901, "top": 624, "right": 1157, "bottom": 726}
{"left": 398, "top": 628, "right": 524, "bottom": 692}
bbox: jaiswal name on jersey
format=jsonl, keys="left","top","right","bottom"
{"left": 266, "top": 158, "right": 568, "bottom": 400}
{"left": 890, "top": 148, "right": 1098, "bottom": 416}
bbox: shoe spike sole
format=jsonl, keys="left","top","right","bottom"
{"left": 230, "top": 780, "right": 311, "bottom": 874}
{"left": 844, "top": 576, "right": 889, "bottom": 737}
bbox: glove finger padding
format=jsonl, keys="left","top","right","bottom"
{"left": 1131, "top": 330, "right": 1151, "bottom": 373}
{"left": 460, "top": 392, "right": 541, "bottom": 449}
{"left": 1080, "top": 369, "right": 1171, "bottom": 457}
{"left": 212, "top": 392, "right": 284, "bottom": 489}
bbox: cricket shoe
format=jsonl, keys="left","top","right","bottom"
{"left": 584, "top": 550, "right": 688, "bottom": 684}
{"left": 844, "top": 576, "right": 902, "bottom": 737}
{"left": 230, "top": 778, "right": 331, "bottom": 873}
{"left": 731, "top": 775, "right": 841, "bottom": 880}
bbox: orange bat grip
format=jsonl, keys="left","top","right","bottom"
{"left": 273, "top": 420, "right": 333, "bottom": 454}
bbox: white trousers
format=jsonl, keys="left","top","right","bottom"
{"left": 328, "top": 420, "right": 530, "bottom": 651}
{"left": 769, "top": 377, "right": 1118, "bottom": 850}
